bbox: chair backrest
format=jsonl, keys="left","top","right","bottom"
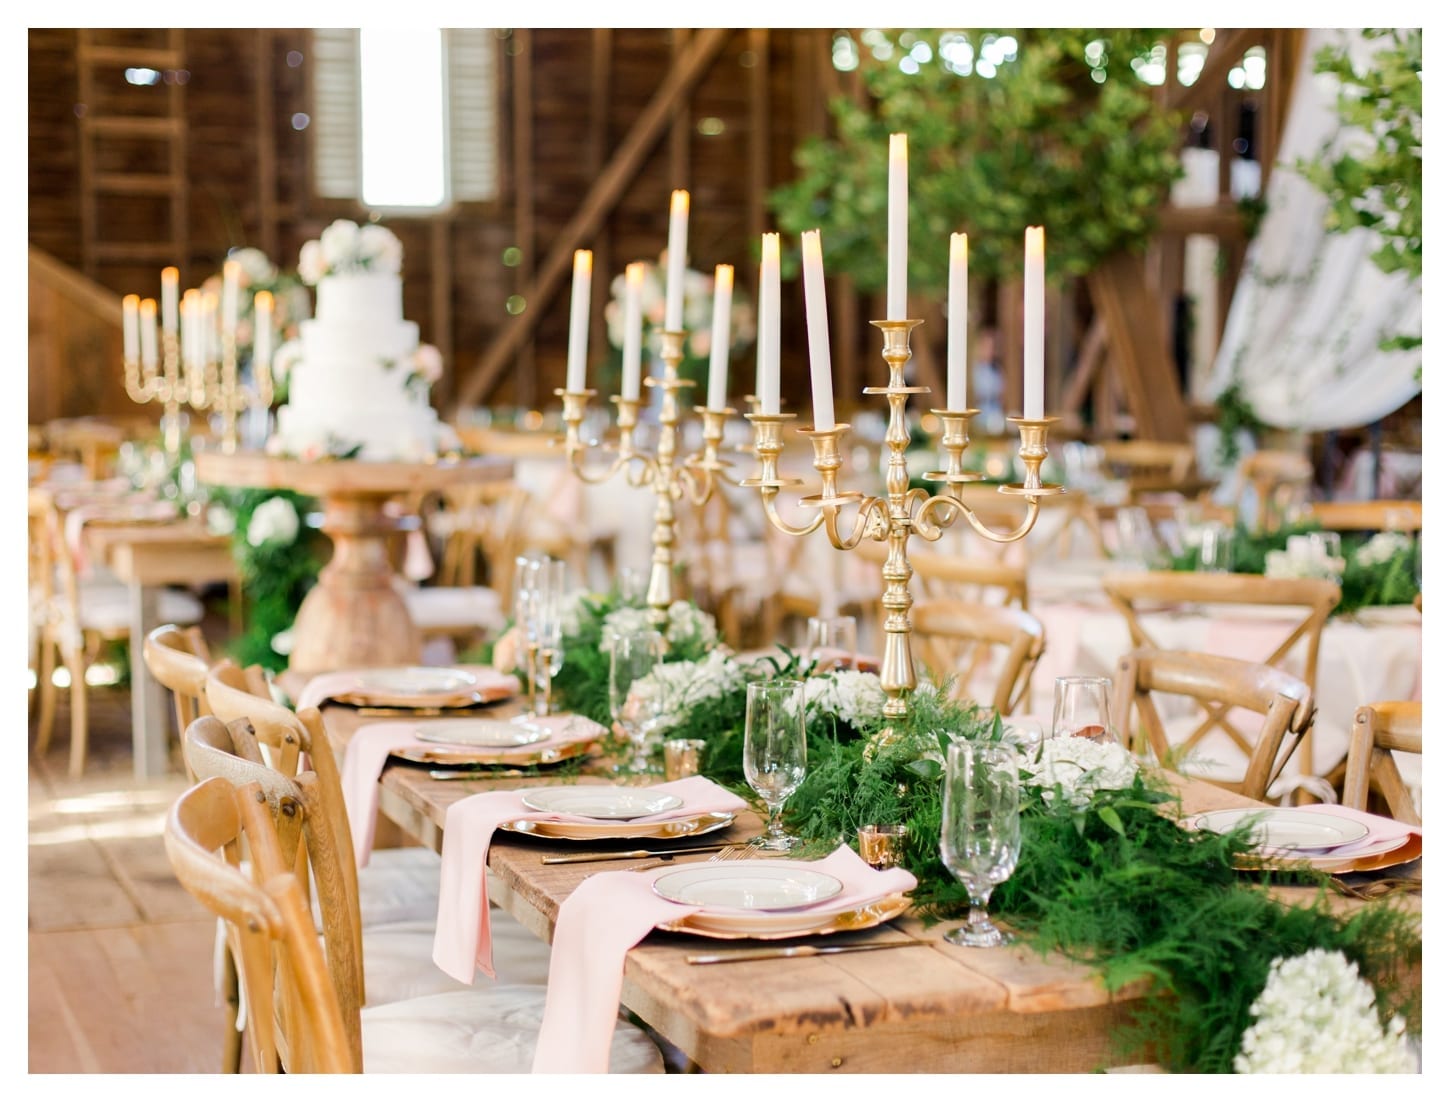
{"left": 1235, "top": 449, "right": 1314, "bottom": 532}
{"left": 910, "top": 599, "right": 1045, "bottom": 715}
{"left": 1101, "top": 570, "right": 1338, "bottom": 779}
{"left": 184, "top": 709, "right": 367, "bottom": 1066}
{"left": 164, "top": 774, "right": 356, "bottom": 1074}
{"left": 1109, "top": 647, "right": 1315, "bottom": 801}
{"left": 1306, "top": 499, "right": 1422, "bottom": 534}
{"left": 432, "top": 481, "right": 532, "bottom": 591}
{"left": 867, "top": 543, "right": 1030, "bottom": 610}
{"left": 1099, "top": 439, "right": 1196, "bottom": 485}
{"left": 143, "top": 624, "right": 212, "bottom": 748}
{"left": 1342, "top": 701, "right": 1421, "bottom": 825}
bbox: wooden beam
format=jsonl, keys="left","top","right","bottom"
{"left": 457, "top": 27, "right": 730, "bottom": 411}
{"left": 588, "top": 29, "right": 613, "bottom": 378}
{"left": 255, "top": 29, "right": 277, "bottom": 260}
{"left": 511, "top": 29, "right": 536, "bottom": 409}
{"left": 1166, "top": 29, "right": 1258, "bottom": 116}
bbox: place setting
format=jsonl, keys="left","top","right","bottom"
{"left": 294, "top": 663, "right": 522, "bottom": 715}
{"left": 1185, "top": 803, "right": 1422, "bottom": 876}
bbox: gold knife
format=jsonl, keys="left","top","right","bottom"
{"left": 686, "top": 940, "right": 929, "bottom": 965}
{"left": 541, "top": 845, "right": 729, "bottom": 865}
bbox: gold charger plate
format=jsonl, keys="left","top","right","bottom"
{"left": 498, "top": 810, "right": 736, "bottom": 842}
{"left": 1231, "top": 831, "right": 1422, "bottom": 874}
{"left": 331, "top": 666, "right": 516, "bottom": 709}
{"left": 389, "top": 734, "right": 598, "bottom": 768}
{"left": 656, "top": 891, "right": 912, "bottom": 941}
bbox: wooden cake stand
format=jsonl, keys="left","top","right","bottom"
{"left": 195, "top": 450, "right": 512, "bottom": 675}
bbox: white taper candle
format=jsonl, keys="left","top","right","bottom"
{"left": 122, "top": 294, "right": 140, "bottom": 361}
{"left": 221, "top": 259, "right": 240, "bottom": 333}
{"left": 664, "top": 190, "right": 689, "bottom": 332}
{"left": 887, "top": 133, "right": 908, "bottom": 321}
{"left": 756, "top": 232, "right": 781, "bottom": 415}
{"left": 161, "top": 267, "right": 179, "bottom": 335}
{"left": 947, "top": 233, "right": 968, "bottom": 411}
{"left": 707, "top": 264, "right": 733, "bottom": 409}
{"left": 253, "top": 291, "right": 273, "bottom": 368}
{"left": 801, "top": 229, "right": 835, "bottom": 432}
{"left": 566, "top": 249, "right": 592, "bottom": 392}
{"left": 1024, "top": 226, "right": 1045, "bottom": 420}
{"left": 621, "top": 261, "right": 644, "bottom": 401}
{"left": 139, "top": 298, "right": 158, "bottom": 367}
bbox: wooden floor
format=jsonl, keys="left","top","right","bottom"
{"left": 28, "top": 676, "right": 236, "bottom": 1074}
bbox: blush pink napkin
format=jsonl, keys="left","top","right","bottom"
{"left": 1287, "top": 803, "right": 1419, "bottom": 857}
{"left": 294, "top": 664, "right": 520, "bottom": 712}
{"left": 432, "top": 774, "right": 749, "bottom": 986}
{"left": 337, "top": 713, "right": 603, "bottom": 865}
{"left": 531, "top": 844, "right": 918, "bottom": 1074}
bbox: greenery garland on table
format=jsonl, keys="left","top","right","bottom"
{"left": 1169, "top": 520, "right": 1420, "bottom": 614}
{"left": 203, "top": 487, "right": 322, "bottom": 670}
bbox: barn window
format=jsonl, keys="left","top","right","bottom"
{"left": 311, "top": 28, "right": 499, "bottom": 212}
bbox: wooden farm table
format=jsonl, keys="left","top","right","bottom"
{"left": 308, "top": 698, "right": 1420, "bottom": 1073}
{"left": 83, "top": 519, "right": 237, "bottom": 778}
{"left": 195, "top": 450, "right": 512, "bottom": 675}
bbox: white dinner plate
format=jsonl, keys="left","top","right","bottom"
{"left": 658, "top": 892, "right": 912, "bottom": 939}
{"left": 520, "top": 786, "right": 684, "bottom": 820}
{"left": 1191, "top": 808, "right": 1370, "bottom": 851}
{"left": 652, "top": 863, "right": 844, "bottom": 911}
{"left": 499, "top": 811, "right": 735, "bottom": 842}
{"left": 413, "top": 718, "right": 549, "bottom": 748}
{"left": 350, "top": 666, "right": 478, "bottom": 696}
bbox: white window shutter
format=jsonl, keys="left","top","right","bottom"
{"left": 445, "top": 29, "right": 499, "bottom": 202}
{"left": 312, "top": 29, "right": 361, "bottom": 200}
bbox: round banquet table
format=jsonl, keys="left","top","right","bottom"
{"left": 195, "top": 449, "right": 512, "bottom": 675}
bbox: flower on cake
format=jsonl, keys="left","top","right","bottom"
{"left": 200, "top": 246, "right": 311, "bottom": 385}
{"left": 1234, "top": 948, "right": 1415, "bottom": 1073}
{"left": 299, "top": 219, "right": 404, "bottom": 284}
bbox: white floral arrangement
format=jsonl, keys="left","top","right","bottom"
{"left": 628, "top": 649, "right": 746, "bottom": 729}
{"left": 1265, "top": 534, "right": 1344, "bottom": 582}
{"left": 298, "top": 219, "right": 404, "bottom": 285}
{"left": 603, "top": 253, "right": 756, "bottom": 364}
{"left": 1234, "top": 948, "right": 1415, "bottom": 1073}
{"left": 1353, "top": 530, "right": 1413, "bottom": 567}
{"left": 599, "top": 600, "right": 719, "bottom": 653}
{"left": 1026, "top": 738, "right": 1140, "bottom": 808}
{"left": 805, "top": 669, "right": 887, "bottom": 729}
{"left": 245, "top": 496, "right": 301, "bottom": 548}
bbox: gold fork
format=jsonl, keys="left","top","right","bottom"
{"left": 628, "top": 842, "right": 756, "bottom": 873}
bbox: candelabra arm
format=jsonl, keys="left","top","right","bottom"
{"left": 556, "top": 388, "right": 634, "bottom": 485}
{"left": 758, "top": 490, "right": 826, "bottom": 538}
{"left": 822, "top": 495, "right": 890, "bottom": 551}
{"left": 912, "top": 492, "right": 1043, "bottom": 544}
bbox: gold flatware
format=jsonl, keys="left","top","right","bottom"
{"left": 428, "top": 768, "right": 532, "bottom": 780}
{"left": 354, "top": 704, "right": 499, "bottom": 717}
{"left": 541, "top": 844, "right": 729, "bottom": 865}
{"left": 686, "top": 939, "right": 930, "bottom": 965}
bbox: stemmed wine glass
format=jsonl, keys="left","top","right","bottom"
{"left": 939, "top": 741, "right": 1022, "bottom": 947}
{"left": 806, "top": 615, "right": 857, "bottom": 672}
{"left": 608, "top": 629, "right": 667, "bottom": 773}
{"left": 743, "top": 679, "right": 807, "bottom": 851}
{"left": 513, "top": 552, "right": 548, "bottom": 712}
{"left": 1052, "top": 675, "right": 1116, "bottom": 745}
{"left": 526, "top": 558, "right": 566, "bottom": 716}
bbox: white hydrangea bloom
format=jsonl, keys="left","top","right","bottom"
{"left": 1026, "top": 738, "right": 1139, "bottom": 807}
{"left": 1235, "top": 948, "right": 1415, "bottom": 1073}
{"left": 629, "top": 649, "right": 745, "bottom": 728}
{"left": 600, "top": 600, "right": 717, "bottom": 652}
{"left": 246, "top": 496, "right": 300, "bottom": 548}
{"left": 1354, "top": 531, "right": 1412, "bottom": 567}
{"left": 358, "top": 223, "right": 404, "bottom": 273}
{"left": 206, "top": 504, "right": 235, "bottom": 537}
{"left": 804, "top": 669, "right": 887, "bottom": 729}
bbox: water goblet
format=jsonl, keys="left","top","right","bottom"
{"left": 743, "top": 679, "right": 807, "bottom": 851}
{"left": 1052, "top": 675, "right": 1115, "bottom": 745}
{"left": 512, "top": 552, "right": 549, "bottom": 710}
{"left": 608, "top": 629, "right": 666, "bottom": 773}
{"left": 806, "top": 614, "right": 858, "bottom": 672}
{"left": 1001, "top": 717, "right": 1044, "bottom": 764}
{"left": 1197, "top": 520, "right": 1235, "bottom": 573}
{"left": 617, "top": 566, "right": 647, "bottom": 607}
{"left": 940, "top": 741, "right": 1022, "bottom": 947}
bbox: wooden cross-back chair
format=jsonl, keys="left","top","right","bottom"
{"left": 1305, "top": 499, "right": 1422, "bottom": 534}
{"left": 142, "top": 624, "right": 212, "bottom": 771}
{"left": 1342, "top": 700, "right": 1421, "bottom": 826}
{"left": 1110, "top": 647, "right": 1315, "bottom": 802}
{"left": 1101, "top": 570, "right": 1339, "bottom": 780}
{"left": 164, "top": 774, "right": 355, "bottom": 1074}
{"left": 910, "top": 599, "right": 1045, "bottom": 716}
{"left": 1098, "top": 439, "right": 1197, "bottom": 491}
{"left": 1233, "top": 449, "right": 1315, "bottom": 532}
{"left": 895, "top": 544, "right": 1031, "bottom": 610}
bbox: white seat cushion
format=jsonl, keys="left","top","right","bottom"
{"left": 403, "top": 586, "right": 506, "bottom": 634}
{"left": 359, "top": 984, "right": 664, "bottom": 1073}
{"left": 76, "top": 584, "right": 204, "bottom": 633}
{"left": 363, "top": 908, "right": 553, "bottom": 1004}
{"left": 356, "top": 846, "right": 442, "bottom": 927}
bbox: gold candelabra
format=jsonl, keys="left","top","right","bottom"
{"left": 744, "top": 318, "right": 1064, "bottom": 731}
{"left": 188, "top": 328, "right": 273, "bottom": 453}
{"left": 123, "top": 330, "right": 190, "bottom": 456}
{"left": 557, "top": 329, "right": 733, "bottom": 629}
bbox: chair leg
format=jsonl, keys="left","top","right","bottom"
{"left": 221, "top": 948, "right": 244, "bottom": 1073}
{"left": 65, "top": 645, "right": 88, "bottom": 778}
{"left": 34, "top": 637, "right": 58, "bottom": 756}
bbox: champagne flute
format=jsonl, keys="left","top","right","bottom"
{"left": 939, "top": 741, "right": 1021, "bottom": 948}
{"left": 529, "top": 558, "right": 566, "bottom": 716}
{"left": 608, "top": 628, "right": 666, "bottom": 773}
{"left": 743, "top": 679, "right": 807, "bottom": 851}
{"left": 1052, "top": 675, "right": 1115, "bottom": 745}
{"left": 512, "top": 552, "right": 547, "bottom": 711}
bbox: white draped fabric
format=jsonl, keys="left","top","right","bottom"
{"left": 1210, "top": 28, "right": 1421, "bottom": 431}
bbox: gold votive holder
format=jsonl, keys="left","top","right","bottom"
{"left": 663, "top": 738, "right": 706, "bottom": 781}
{"left": 857, "top": 823, "right": 909, "bottom": 870}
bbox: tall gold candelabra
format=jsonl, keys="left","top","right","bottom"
{"left": 188, "top": 329, "right": 273, "bottom": 453}
{"left": 557, "top": 329, "right": 733, "bottom": 629}
{"left": 744, "top": 318, "right": 1064, "bottom": 730}
{"left": 123, "top": 331, "right": 189, "bottom": 456}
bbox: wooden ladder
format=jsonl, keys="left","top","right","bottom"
{"left": 75, "top": 29, "right": 189, "bottom": 288}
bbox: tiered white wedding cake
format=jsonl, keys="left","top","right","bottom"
{"left": 270, "top": 219, "right": 458, "bottom": 461}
